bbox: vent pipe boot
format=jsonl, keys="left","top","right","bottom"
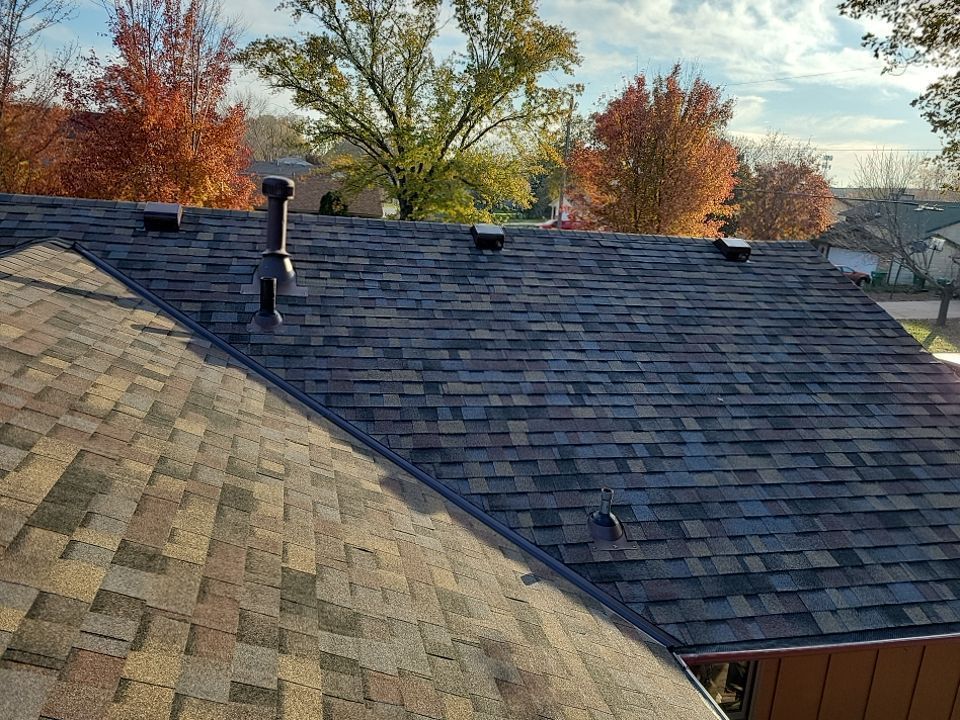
{"left": 588, "top": 487, "right": 625, "bottom": 542}
{"left": 255, "top": 176, "right": 302, "bottom": 294}
{"left": 250, "top": 277, "right": 283, "bottom": 331}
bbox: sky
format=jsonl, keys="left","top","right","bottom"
{"left": 47, "top": 0, "right": 946, "bottom": 185}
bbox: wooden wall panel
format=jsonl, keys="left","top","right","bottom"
{"left": 818, "top": 648, "right": 877, "bottom": 720}
{"left": 750, "top": 659, "right": 780, "bottom": 720}
{"left": 862, "top": 645, "right": 924, "bottom": 720}
{"left": 908, "top": 644, "right": 960, "bottom": 720}
{"left": 769, "top": 654, "right": 829, "bottom": 720}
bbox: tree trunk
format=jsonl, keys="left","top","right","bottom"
{"left": 936, "top": 281, "right": 954, "bottom": 327}
{"left": 397, "top": 196, "right": 415, "bottom": 220}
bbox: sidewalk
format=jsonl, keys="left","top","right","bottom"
{"left": 877, "top": 300, "right": 960, "bottom": 320}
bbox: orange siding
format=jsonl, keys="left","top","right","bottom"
{"left": 864, "top": 645, "right": 924, "bottom": 720}
{"left": 732, "top": 640, "right": 960, "bottom": 720}
{"left": 751, "top": 659, "right": 779, "bottom": 720}
{"left": 769, "top": 654, "right": 829, "bottom": 720}
{"left": 907, "top": 644, "right": 960, "bottom": 720}
{"left": 818, "top": 648, "right": 877, "bottom": 720}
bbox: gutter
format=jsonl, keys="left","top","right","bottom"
{"left": 681, "top": 628, "right": 960, "bottom": 665}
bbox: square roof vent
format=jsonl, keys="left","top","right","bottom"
{"left": 471, "top": 223, "right": 504, "bottom": 250}
{"left": 714, "top": 237, "right": 751, "bottom": 262}
{"left": 144, "top": 202, "right": 183, "bottom": 232}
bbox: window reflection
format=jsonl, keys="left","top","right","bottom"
{"left": 691, "top": 661, "right": 754, "bottom": 719}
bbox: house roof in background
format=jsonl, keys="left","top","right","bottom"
{"left": 0, "top": 241, "right": 717, "bottom": 720}
{"left": 247, "top": 163, "right": 383, "bottom": 218}
{"left": 3, "top": 194, "right": 960, "bottom": 656}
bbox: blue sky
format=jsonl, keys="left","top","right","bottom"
{"left": 49, "top": 0, "right": 944, "bottom": 184}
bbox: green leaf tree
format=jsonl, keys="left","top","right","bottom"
{"left": 239, "top": 0, "right": 579, "bottom": 222}
{"left": 839, "top": 0, "right": 960, "bottom": 169}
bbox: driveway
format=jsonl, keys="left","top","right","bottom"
{"left": 877, "top": 300, "right": 960, "bottom": 320}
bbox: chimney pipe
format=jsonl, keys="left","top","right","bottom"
{"left": 255, "top": 176, "right": 300, "bottom": 294}
{"left": 250, "top": 277, "right": 283, "bottom": 331}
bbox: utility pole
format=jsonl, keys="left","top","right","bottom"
{"left": 555, "top": 93, "right": 574, "bottom": 228}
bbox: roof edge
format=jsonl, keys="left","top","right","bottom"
{"left": 53, "top": 241, "right": 682, "bottom": 650}
{"left": 680, "top": 628, "right": 960, "bottom": 664}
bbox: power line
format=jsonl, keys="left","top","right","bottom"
{"left": 724, "top": 66, "right": 878, "bottom": 87}
{"left": 805, "top": 148, "right": 942, "bottom": 153}
{"left": 734, "top": 187, "right": 957, "bottom": 206}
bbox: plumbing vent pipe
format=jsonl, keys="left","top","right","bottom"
{"left": 252, "top": 176, "right": 303, "bottom": 295}
{"left": 250, "top": 277, "right": 283, "bottom": 331}
{"left": 588, "top": 487, "right": 625, "bottom": 542}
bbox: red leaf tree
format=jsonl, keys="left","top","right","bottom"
{"left": 570, "top": 64, "right": 737, "bottom": 237}
{"left": 65, "top": 0, "right": 255, "bottom": 208}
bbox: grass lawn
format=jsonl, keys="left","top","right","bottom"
{"left": 901, "top": 319, "right": 960, "bottom": 353}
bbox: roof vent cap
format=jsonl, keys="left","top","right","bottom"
{"left": 713, "top": 237, "right": 751, "bottom": 262}
{"left": 262, "top": 175, "right": 295, "bottom": 200}
{"left": 471, "top": 223, "right": 505, "bottom": 250}
{"left": 143, "top": 202, "right": 183, "bottom": 232}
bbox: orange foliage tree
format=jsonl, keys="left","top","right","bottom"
{"left": 0, "top": 0, "right": 74, "bottom": 195}
{"left": 570, "top": 64, "right": 737, "bottom": 237}
{"left": 65, "top": 0, "right": 255, "bottom": 208}
{"left": 737, "top": 160, "right": 832, "bottom": 240}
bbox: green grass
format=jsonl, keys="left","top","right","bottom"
{"left": 901, "top": 319, "right": 960, "bottom": 353}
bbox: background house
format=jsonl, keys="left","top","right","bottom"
{"left": 248, "top": 158, "right": 384, "bottom": 218}
{"left": 817, "top": 189, "right": 960, "bottom": 286}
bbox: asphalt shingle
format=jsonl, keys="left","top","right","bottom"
{"left": 0, "top": 242, "right": 717, "bottom": 719}
{"left": 2, "top": 194, "right": 960, "bottom": 654}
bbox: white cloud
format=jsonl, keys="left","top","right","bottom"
{"left": 540, "top": 0, "right": 937, "bottom": 99}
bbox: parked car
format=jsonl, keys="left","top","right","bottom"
{"left": 538, "top": 217, "right": 584, "bottom": 230}
{"left": 836, "top": 265, "right": 871, "bottom": 287}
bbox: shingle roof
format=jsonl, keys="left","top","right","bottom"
{"left": 0, "top": 242, "right": 717, "bottom": 720}
{"left": 3, "top": 193, "right": 960, "bottom": 656}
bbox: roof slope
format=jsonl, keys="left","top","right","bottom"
{"left": 3, "top": 196, "right": 960, "bottom": 655}
{"left": 0, "top": 242, "right": 716, "bottom": 720}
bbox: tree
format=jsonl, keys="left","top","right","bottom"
{"left": 839, "top": 0, "right": 960, "bottom": 169}
{"left": 318, "top": 189, "right": 347, "bottom": 215}
{"left": 240, "top": 0, "right": 579, "bottom": 222}
{"left": 243, "top": 105, "right": 310, "bottom": 162}
{"left": 732, "top": 133, "right": 832, "bottom": 241}
{"left": 0, "top": 0, "right": 75, "bottom": 194}
{"left": 65, "top": 0, "right": 256, "bottom": 208}
{"left": 569, "top": 65, "right": 737, "bottom": 237}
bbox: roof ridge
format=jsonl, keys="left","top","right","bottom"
{"left": 22, "top": 238, "right": 683, "bottom": 650}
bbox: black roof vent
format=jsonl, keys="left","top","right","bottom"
{"left": 714, "top": 237, "right": 751, "bottom": 262}
{"left": 249, "top": 277, "right": 283, "bottom": 331}
{"left": 589, "top": 487, "right": 624, "bottom": 542}
{"left": 143, "top": 202, "right": 183, "bottom": 231}
{"left": 471, "top": 223, "right": 505, "bottom": 250}
{"left": 249, "top": 176, "right": 306, "bottom": 296}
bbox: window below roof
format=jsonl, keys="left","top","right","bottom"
{"left": 691, "top": 661, "right": 756, "bottom": 720}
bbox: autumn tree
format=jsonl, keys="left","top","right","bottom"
{"left": 0, "top": 0, "right": 75, "bottom": 194}
{"left": 240, "top": 0, "right": 579, "bottom": 222}
{"left": 839, "top": 0, "right": 960, "bottom": 170}
{"left": 732, "top": 133, "right": 832, "bottom": 240}
{"left": 570, "top": 65, "right": 737, "bottom": 237}
{"left": 65, "top": 0, "right": 255, "bottom": 208}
